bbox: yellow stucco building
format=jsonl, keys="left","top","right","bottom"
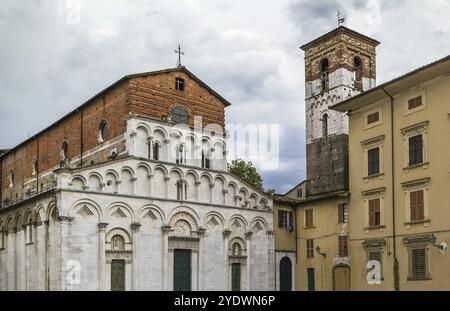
{"left": 275, "top": 25, "right": 450, "bottom": 291}
{"left": 333, "top": 55, "right": 450, "bottom": 291}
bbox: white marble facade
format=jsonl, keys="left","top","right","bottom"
{"left": 0, "top": 117, "right": 274, "bottom": 291}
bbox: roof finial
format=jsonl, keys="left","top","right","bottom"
{"left": 174, "top": 44, "right": 185, "bottom": 67}
{"left": 337, "top": 10, "right": 346, "bottom": 27}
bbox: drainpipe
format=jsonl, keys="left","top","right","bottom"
{"left": 382, "top": 87, "right": 399, "bottom": 291}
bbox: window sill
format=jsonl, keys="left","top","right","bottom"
{"left": 407, "top": 277, "right": 432, "bottom": 282}
{"left": 364, "top": 173, "right": 384, "bottom": 182}
{"left": 405, "top": 219, "right": 430, "bottom": 226}
{"left": 365, "top": 225, "right": 386, "bottom": 231}
{"left": 304, "top": 226, "right": 316, "bottom": 230}
{"left": 26, "top": 242, "right": 34, "bottom": 246}
{"left": 404, "top": 162, "right": 429, "bottom": 171}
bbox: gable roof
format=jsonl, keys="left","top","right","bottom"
{"left": 0, "top": 66, "right": 231, "bottom": 159}
{"left": 300, "top": 26, "right": 380, "bottom": 51}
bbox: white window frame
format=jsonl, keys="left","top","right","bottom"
{"left": 404, "top": 89, "right": 426, "bottom": 116}
{"left": 401, "top": 178, "right": 430, "bottom": 228}
{"left": 361, "top": 135, "right": 385, "bottom": 182}
{"left": 401, "top": 121, "right": 429, "bottom": 170}
{"left": 362, "top": 188, "right": 386, "bottom": 232}
{"left": 364, "top": 106, "right": 383, "bottom": 130}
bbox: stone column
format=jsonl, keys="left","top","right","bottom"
{"left": 161, "top": 225, "right": 171, "bottom": 291}
{"left": 195, "top": 181, "right": 201, "bottom": 201}
{"left": 222, "top": 229, "right": 232, "bottom": 290}
{"left": 209, "top": 183, "right": 215, "bottom": 203}
{"left": 149, "top": 174, "right": 154, "bottom": 197}
{"left": 98, "top": 222, "right": 108, "bottom": 291}
{"left": 266, "top": 230, "right": 275, "bottom": 291}
{"left": 197, "top": 227, "right": 207, "bottom": 291}
{"left": 147, "top": 136, "right": 153, "bottom": 159}
{"left": 59, "top": 216, "right": 74, "bottom": 291}
{"left": 245, "top": 231, "right": 253, "bottom": 291}
{"left": 164, "top": 139, "right": 171, "bottom": 162}
{"left": 131, "top": 222, "right": 141, "bottom": 291}
{"left": 130, "top": 131, "right": 137, "bottom": 156}
{"left": 223, "top": 189, "right": 229, "bottom": 206}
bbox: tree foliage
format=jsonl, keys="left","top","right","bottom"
{"left": 228, "top": 159, "right": 264, "bottom": 191}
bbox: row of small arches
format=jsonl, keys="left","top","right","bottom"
{"left": 69, "top": 163, "right": 270, "bottom": 210}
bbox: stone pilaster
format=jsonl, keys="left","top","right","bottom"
{"left": 98, "top": 222, "right": 109, "bottom": 291}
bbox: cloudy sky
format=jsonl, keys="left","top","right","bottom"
{"left": 1, "top": 0, "right": 449, "bottom": 194}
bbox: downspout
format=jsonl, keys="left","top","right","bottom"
{"left": 382, "top": 87, "right": 399, "bottom": 291}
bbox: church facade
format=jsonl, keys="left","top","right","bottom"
{"left": 0, "top": 67, "right": 274, "bottom": 291}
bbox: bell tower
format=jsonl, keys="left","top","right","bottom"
{"left": 301, "top": 26, "right": 380, "bottom": 195}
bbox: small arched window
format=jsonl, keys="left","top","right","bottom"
{"left": 201, "top": 150, "right": 210, "bottom": 169}
{"left": 98, "top": 120, "right": 109, "bottom": 142}
{"left": 232, "top": 243, "right": 242, "bottom": 256}
{"left": 322, "top": 114, "right": 329, "bottom": 137}
{"left": 354, "top": 56, "right": 362, "bottom": 81}
{"left": 320, "top": 58, "right": 329, "bottom": 91}
{"left": 25, "top": 214, "right": 33, "bottom": 244}
{"left": 152, "top": 142, "right": 160, "bottom": 161}
{"left": 111, "top": 235, "right": 125, "bottom": 251}
{"left": 61, "top": 141, "right": 69, "bottom": 162}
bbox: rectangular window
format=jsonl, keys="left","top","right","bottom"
{"left": 338, "top": 204, "right": 348, "bottom": 224}
{"left": 367, "top": 112, "right": 380, "bottom": 125}
{"left": 408, "top": 96, "right": 423, "bottom": 110}
{"left": 367, "top": 147, "right": 380, "bottom": 176}
{"left": 409, "top": 247, "right": 428, "bottom": 280}
{"left": 175, "top": 77, "right": 185, "bottom": 91}
{"left": 305, "top": 209, "right": 314, "bottom": 228}
{"left": 410, "top": 190, "right": 425, "bottom": 222}
{"left": 338, "top": 236, "right": 349, "bottom": 257}
{"left": 306, "top": 239, "right": 314, "bottom": 259}
{"left": 408, "top": 135, "right": 423, "bottom": 166}
{"left": 368, "top": 198, "right": 381, "bottom": 228}
{"left": 278, "top": 210, "right": 293, "bottom": 229}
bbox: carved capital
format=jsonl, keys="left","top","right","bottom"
{"left": 222, "top": 229, "right": 232, "bottom": 239}
{"left": 131, "top": 222, "right": 142, "bottom": 232}
{"left": 197, "top": 227, "right": 207, "bottom": 237}
{"left": 162, "top": 224, "right": 172, "bottom": 234}
{"left": 245, "top": 231, "right": 253, "bottom": 240}
{"left": 98, "top": 222, "right": 109, "bottom": 231}
{"left": 58, "top": 216, "right": 75, "bottom": 222}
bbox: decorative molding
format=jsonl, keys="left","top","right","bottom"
{"left": 362, "top": 238, "right": 387, "bottom": 248}
{"left": 401, "top": 178, "right": 431, "bottom": 189}
{"left": 401, "top": 121, "right": 429, "bottom": 135}
{"left": 245, "top": 231, "right": 253, "bottom": 240}
{"left": 98, "top": 222, "right": 109, "bottom": 230}
{"left": 361, "top": 135, "right": 385, "bottom": 147}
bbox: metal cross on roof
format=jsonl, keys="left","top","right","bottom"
{"left": 337, "top": 10, "right": 346, "bottom": 27}
{"left": 174, "top": 44, "right": 185, "bottom": 67}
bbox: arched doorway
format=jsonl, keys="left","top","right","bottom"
{"left": 333, "top": 265, "right": 351, "bottom": 291}
{"left": 279, "top": 257, "right": 292, "bottom": 291}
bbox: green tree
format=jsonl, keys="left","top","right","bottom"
{"left": 228, "top": 159, "right": 264, "bottom": 191}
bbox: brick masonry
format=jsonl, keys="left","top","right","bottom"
{"left": 0, "top": 68, "right": 228, "bottom": 209}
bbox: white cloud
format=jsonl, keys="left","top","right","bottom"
{"left": 0, "top": 0, "right": 449, "bottom": 193}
